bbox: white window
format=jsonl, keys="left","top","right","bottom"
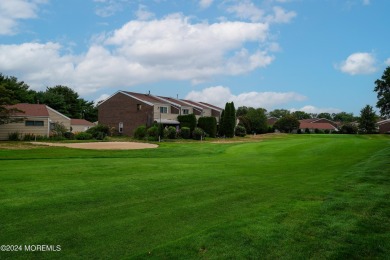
{"left": 137, "top": 104, "right": 142, "bottom": 111}
{"left": 119, "top": 122, "right": 123, "bottom": 133}
{"left": 160, "top": 107, "right": 168, "bottom": 114}
{"left": 182, "top": 109, "right": 189, "bottom": 115}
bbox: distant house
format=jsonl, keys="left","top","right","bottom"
{"left": 0, "top": 103, "right": 70, "bottom": 140}
{"left": 98, "top": 91, "right": 222, "bottom": 136}
{"left": 377, "top": 119, "right": 390, "bottom": 134}
{"left": 299, "top": 118, "right": 338, "bottom": 133}
{"left": 267, "top": 117, "right": 278, "bottom": 126}
{"left": 71, "top": 119, "right": 95, "bottom": 132}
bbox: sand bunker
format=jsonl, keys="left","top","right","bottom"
{"left": 32, "top": 142, "right": 158, "bottom": 150}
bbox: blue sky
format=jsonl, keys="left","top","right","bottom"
{"left": 1, "top": 0, "right": 389, "bottom": 115}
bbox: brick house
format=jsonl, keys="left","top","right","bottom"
{"left": 377, "top": 119, "right": 390, "bottom": 134}
{"left": 298, "top": 118, "right": 338, "bottom": 133}
{"left": 98, "top": 91, "right": 222, "bottom": 136}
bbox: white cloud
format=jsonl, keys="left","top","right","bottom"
{"left": 185, "top": 86, "right": 306, "bottom": 109}
{"left": 290, "top": 105, "right": 341, "bottom": 114}
{"left": 363, "top": 0, "right": 370, "bottom": 5}
{"left": 385, "top": 58, "right": 390, "bottom": 66}
{"left": 226, "top": 1, "right": 296, "bottom": 24}
{"left": 135, "top": 4, "right": 155, "bottom": 21}
{"left": 94, "top": 0, "right": 131, "bottom": 17}
{"left": 337, "top": 52, "right": 377, "bottom": 75}
{"left": 94, "top": 93, "right": 111, "bottom": 105}
{"left": 199, "top": 0, "right": 213, "bottom": 9}
{"left": 0, "top": 15, "right": 275, "bottom": 94}
{"left": 0, "top": 0, "right": 47, "bottom": 35}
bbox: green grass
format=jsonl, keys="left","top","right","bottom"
{"left": 0, "top": 135, "right": 389, "bottom": 259}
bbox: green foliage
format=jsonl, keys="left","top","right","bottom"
{"left": 166, "top": 126, "right": 177, "bottom": 139}
{"left": 291, "top": 111, "right": 311, "bottom": 120}
{"left": 236, "top": 106, "right": 249, "bottom": 117}
{"left": 358, "top": 105, "right": 377, "bottom": 134}
{"left": 178, "top": 114, "right": 197, "bottom": 131}
{"left": 146, "top": 126, "right": 159, "bottom": 141}
{"left": 75, "top": 132, "right": 93, "bottom": 140}
{"left": 305, "top": 128, "right": 310, "bottom": 134}
{"left": 269, "top": 109, "right": 290, "bottom": 118}
{"left": 274, "top": 115, "right": 300, "bottom": 133}
{"left": 180, "top": 127, "right": 191, "bottom": 139}
{"left": 134, "top": 125, "right": 147, "bottom": 140}
{"left": 332, "top": 112, "right": 356, "bottom": 122}
{"left": 219, "top": 110, "right": 225, "bottom": 136}
{"left": 317, "top": 112, "right": 332, "bottom": 120}
{"left": 198, "top": 117, "right": 217, "bottom": 138}
{"left": 246, "top": 107, "right": 268, "bottom": 134}
{"left": 340, "top": 123, "right": 358, "bottom": 134}
{"left": 192, "top": 127, "right": 205, "bottom": 140}
{"left": 87, "top": 124, "right": 110, "bottom": 140}
{"left": 64, "top": 132, "right": 75, "bottom": 140}
{"left": 8, "top": 132, "right": 20, "bottom": 141}
{"left": 221, "top": 102, "right": 236, "bottom": 137}
{"left": 50, "top": 122, "right": 68, "bottom": 137}
{"left": 374, "top": 66, "right": 390, "bottom": 118}
{"left": 235, "top": 125, "right": 246, "bottom": 137}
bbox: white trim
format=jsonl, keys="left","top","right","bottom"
{"left": 377, "top": 119, "right": 390, "bottom": 125}
{"left": 97, "top": 91, "right": 154, "bottom": 107}
{"left": 153, "top": 96, "right": 181, "bottom": 108}
{"left": 46, "top": 106, "right": 71, "bottom": 120}
{"left": 199, "top": 102, "right": 223, "bottom": 112}
{"left": 179, "top": 99, "right": 203, "bottom": 112}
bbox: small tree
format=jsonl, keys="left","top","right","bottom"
{"left": 192, "top": 127, "right": 205, "bottom": 140}
{"left": 358, "top": 105, "right": 377, "bottom": 134}
{"left": 51, "top": 122, "right": 68, "bottom": 137}
{"left": 235, "top": 125, "right": 246, "bottom": 137}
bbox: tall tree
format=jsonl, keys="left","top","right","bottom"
{"left": 291, "top": 111, "right": 311, "bottom": 120}
{"left": 358, "top": 105, "right": 377, "bottom": 134}
{"left": 269, "top": 109, "right": 290, "bottom": 118}
{"left": 246, "top": 107, "right": 268, "bottom": 134}
{"left": 222, "top": 102, "right": 235, "bottom": 138}
{"left": 274, "top": 115, "right": 300, "bottom": 133}
{"left": 374, "top": 66, "right": 390, "bottom": 118}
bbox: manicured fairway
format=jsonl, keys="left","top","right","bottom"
{"left": 0, "top": 135, "right": 389, "bottom": 259}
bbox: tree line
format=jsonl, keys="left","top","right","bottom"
{"left": 0, "top": 74, "right": 98, "bottom": 125}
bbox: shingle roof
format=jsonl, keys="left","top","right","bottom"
{"left": 7, "top": 103, "right": 49, "bottom": 117}
{"left": 299, "top": 122, "right": 337, "bottom": 130}
{"left": 123, "top": 91, "right": 168, "bottom": 104}
{"left": 71, "top": 119, "right": 95, "bottom": 126}
{"left": 199, "top": 102, "right": 223, "bottom": 111}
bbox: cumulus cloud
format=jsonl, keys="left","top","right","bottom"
{"left": 135, "top": 4, "right": 155, "bottom": 21}
{"left": 0, "top": 0, "right": 47, "bottom": 35}
{"left": 290, "top": 105, "right": 341, "bottom": 114}
{"left": 185, "top": 86, "right": 306, "bottom": 109}
{"left": 94, "top": 0, "right": 131, "bottom": 17}
{"left": 337, "top": 52, "right": 377, "bottom": 75}
{"left": 199, "top": 0, "right": 213, "bottom": 9}
{"left": 0, "top": 15, "right": 275, "bottom": 94}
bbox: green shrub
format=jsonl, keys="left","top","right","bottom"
{"left": 64, "top": 132, "right": 75, "bottom": 140}
{"left": 340, "top": 123, "right": 358, "bottom": 134}
{"left": 8, "top": 132, "right": 20, "bottom": 141}
{"left": 50, "top": 122, "right": 68, "bottom": 137}
{"left": 134, "top": 125, "right": 147, "bottom": 140}
{"left": 75, "top": 132, "right": 93, "bottom": 140}
{"left": 180, "top": 127, "right": 191, "bottom": 139}
{"left": 198, "top": 117, "right": 217, "bottom": 137}
{"left": 235, "top": 125, "right": 246, "bottom": 137}
{"left": 87, "top": 124, "right": 110, "bottom": 140}
{"left": 305, "top": 128, "right": 310, "bottom": 134}
{"left": 167, "top": 126, "right": 177, "bottom": 139}
{"left": 192, "top": 127, "right": 205, "bottom": 140}
{"left": 178, "top": 114, "right": 197, "bottom": 131}
{"left": 297, "top": 129, "right": 302, "bottom": 134}
{"left": 22, "top": 133, "right": 36, "bottom": 141}
{"left": 147, "top": 126, "right": 159, "bottom": 141}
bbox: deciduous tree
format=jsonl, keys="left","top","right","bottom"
{"left": 374, "top": 66, "right": 390, "bottom": 118}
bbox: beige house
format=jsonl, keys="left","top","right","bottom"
{"left": 0, "top": 103, "right": 70, "bottom": 140}
{"left": 71, "top": 119, "right": 95, "bottom": 132}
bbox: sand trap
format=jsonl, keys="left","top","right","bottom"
{"left": 31, "top": 142, "right": 158, "bottom": 150}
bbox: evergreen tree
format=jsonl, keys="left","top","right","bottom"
{"left": 358, "top": 105, "right": 377, "bottom": 134}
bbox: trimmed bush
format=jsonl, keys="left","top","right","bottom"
{"left": 147, "top": 126, "right": 159, "bottom": 141}
{"left": 180, "top": 127, "right": 191, "bottom": 139}
{"left": 198, "top": 117, "right": 217, "bottom": 138}
{"left": 166, "top": 126, "right": 177, "bottom": 139}
{"left": 178, "top": 114, "right": 197, "bottom": 131}
{"left": 192, "top": 127, "right": 205, "bottom": 140}
{"left": 134, "top": 125, "right": 147, "bottom": 140}
{"left": 87, "top": 124, "right": 110, "bottom": 140}
{"left": 75, "top": 132, "right": 92, "bottom": 140}
{"left": 235, "top": 125, "right": 246, "bottom": 137}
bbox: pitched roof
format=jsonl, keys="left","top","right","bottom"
{"left": 7, "top": 103, "right": 49, "bottom": 117}
{"left": 181, "top": 99, "right": 214, "bottom": 110}
{"left": 299, "top": 122, "right": 337, "bottom": 130}
{"left": 71, "top": 119, "right": 95, "bottom": 126}
{"left": 157, "top": 96, "right": 191, "bottom": 107}
{"left": 199, "top": 102, "right": 223, "bottom": 111}
{"left": 123, "top": 91, "right": 168, "bottom": 104}
{"left": 377, "top": 119, "right": 390, "bottom": 125}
